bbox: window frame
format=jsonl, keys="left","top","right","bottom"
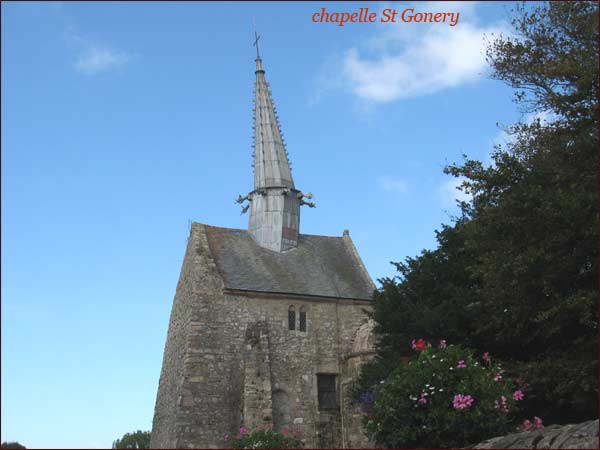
{"left": 288, "top": 305, "right": 296, "bottom": 331}
{"left": 299, "top": 306, "right": 307, "bottom": 332}
{"left": 317, "top": 373, "right": 338, "bottom": 411}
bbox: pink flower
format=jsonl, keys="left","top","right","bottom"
{"left": 483, "top": 352, "right": 491, "bottom": 363}
{"left": 224, "top": 434, "right": 229, "bottom": 442}
{"left": 518, "top": 417, "right": 544, "bottom": 431}
{"left": 457, "top": 360, "right": 467, "bottom": 369}
{"left": 439, "top": 339, "right": 447, "bottom": 349}
{"left": 513, "top": 389, "right": 524, "bottom": 401}
{"left": 282, "top": 428, "right": 290, "bottom": 436}
{"left": 452, "top": 394, "right": 474, "bottom": 409}
{"left": 419, "top": 393, "right": 428, "bottom": 404}
{"left": 239, "top": 427, "right": 248, "bottom": 435}
{"left": 414, "top": 338, "right": 427, "bottom": 351}
{"left": 494, "top": 373, "right": 502, "bottom": 382}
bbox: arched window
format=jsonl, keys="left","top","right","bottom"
{"left": 288, "top": 306, "right": 295, "bottom": 330}
{"left": 299, "top": 306, "right": 307, "bottom": 332}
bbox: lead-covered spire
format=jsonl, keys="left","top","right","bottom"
{"left": 252, "top": 56, "right": 294, "bottom": 190}
{"left": 236, "top": 44, "right": 315, "bottom": 253}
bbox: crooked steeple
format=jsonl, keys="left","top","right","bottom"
{"left": 252, "top": 55, "right": 294, "bottom": 190}
{"left": 237, "top": 40, "right": 314, "bottom": 253}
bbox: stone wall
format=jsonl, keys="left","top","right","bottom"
{"left": 340, "top": 320, "right": 376, "bottom": 449}
{"left": 472, "top": 419, "right": 598, "bottom": 449}
{"left": 151, "top": 223, "right": 375, "bottom": 448}
{"left": 150, "top": 223, "right": 215, "bottom": 448}
{"left": 243, "top": 321, "right": 274, "bottom": 431}
{"left": 215, "top": 291, "right": 371, "bottom": 448}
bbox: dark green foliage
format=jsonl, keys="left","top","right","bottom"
{"left": 357, "top": 0, "right": 598, "bottom": 428}
{"left": 112, "top": 430, "right": 151, "bottom": 449}
{"left": 229, "top": 429, "right": 302, "bottom": 449}
{"left": 1, "top": 443, "right": 26, "bottom": 449}
{"left": 365, "top": 344, "right": 522, "bottom": 448}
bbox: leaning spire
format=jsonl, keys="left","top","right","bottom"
{"left": 236, "top": 31, "right": 314, "bottom": 253}
{"left": 251, "top": 35, "right": 294, "bottom": 190}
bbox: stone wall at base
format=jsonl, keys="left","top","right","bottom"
{"left": 150, "top": 222, "right": 222, "bottom": 448}
{"left": 472, "top": 419, "right": 598, "bottom": 449}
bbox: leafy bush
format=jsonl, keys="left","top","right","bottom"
{"left": 364, "top": 340, "right": 529, "bottom": 448}
{"left": 228, "top": 427, "right": 302, "bottom": 449}
{"left": 112, "top": 430, "right": 150, "bottom": 449}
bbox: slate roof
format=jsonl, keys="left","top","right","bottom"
{"left": 203, "top": 224, "right": 374, "bottom": 300}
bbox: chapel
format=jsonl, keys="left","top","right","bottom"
{"left": 150, "top": 45, "right": 376, "bottom": 449}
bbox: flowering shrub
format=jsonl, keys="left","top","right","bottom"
{"left": 517, "top": 416, "right": 544, "bottom": 431}
{"left": 228, "top": 427, "right": 302, "bottom": 449}
{"left": 364, "top": 339, "right": 528, "bottom": 448}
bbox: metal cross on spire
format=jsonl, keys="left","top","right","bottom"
{"left": 253, "top": 18, "right": 260, "bottom": 59}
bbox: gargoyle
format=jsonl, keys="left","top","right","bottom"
{"left": 297, "top": 191, "right": 316, "bottom": 208}
{"left": 236, "top": 192, "right": 253, "bottom": 214}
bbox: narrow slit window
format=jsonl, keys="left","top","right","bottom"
{"left": 317, "top": 374, "right": 337, "bottom": 410}
{"left": 299, "top": 307, "right": 306, "bottom": 332}
{"left": 288, "top": 306, "right": 295, "bottom": 330}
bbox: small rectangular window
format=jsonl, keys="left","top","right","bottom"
{"left": 317, "top": 374, "right": 337, "bottom": 410}
{"left": 288, "top": 308, "right": 295, "bottom": 330}
{"left": 299, "top": 310, "right": 306, "bottom": 332}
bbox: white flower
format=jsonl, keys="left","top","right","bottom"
{"left": 449, "top": 367, "right": 454, "bottom": 371}
{"left": 439, "top": 388, "right": 444, "bottom": 392}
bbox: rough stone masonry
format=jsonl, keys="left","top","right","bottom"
{"left": 150, "top": 49, "right": 377, "bottom": 449}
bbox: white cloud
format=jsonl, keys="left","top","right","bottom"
{"left": 439, "top": 177, "right": 471, "bottom": 205}
{"left": 318, "top": 2, "right": 508, "bottom": 103}
{"left": 75, "top": 48, "right": 132, "bottom": 75}
{"left": 66, "top": 30, "right": 134, "bottom": 76}
{"left": 379, "top": 176, "right": 409, "bottom": 194}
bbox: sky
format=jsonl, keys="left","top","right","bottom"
{"left": 2, "top": 1, "right": 526, "bottom": 448}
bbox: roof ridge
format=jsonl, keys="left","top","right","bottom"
{"left": 196, "top": 222, "right": 351, "bottom": 239}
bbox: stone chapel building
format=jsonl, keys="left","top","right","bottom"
{"left": 150, "top": 49, "right": 376, "bottom": 449}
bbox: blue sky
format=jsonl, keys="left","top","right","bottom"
{"left": 2, "top": 2, "right": 524, "bottom": 448}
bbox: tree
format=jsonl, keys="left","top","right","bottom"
{"left": 357, "top": 1, "right": 598, "bottom": 426}
{"left": 1, "top": 443, "right": 26, "bottom": 449}
{"left": 112, "top": 430, "right": 151, "bottom": 449}
{"left": 446, "top": 1, "right": 598, "bottom": 422}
